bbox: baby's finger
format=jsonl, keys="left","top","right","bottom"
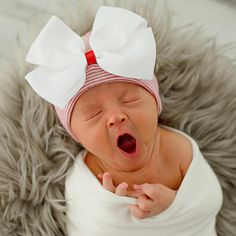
{"left": 129, "top": 205, "right": 150, "bottom": 219}
{"left": 133, "top": 184, "right": 142, "bottom": 190}
{"left": 124, "top": 184, "right": 145, "bottom": 198}
{"left": 102, "top": 172, "right": 115, "bottom": 192}
{"left": 126, "top": 189, "right": 144, "bottom": 198}
{"left": 141, "top": 183, "right": 160, "bottom": 199}
{"left": 97, "top": 173, "right": 103, "bottom": 180}
{"left": 136, "top": 194, "right": 154, "bottom": 212}
{"left": 115, "top": 182, "right": 128, "bottom": 196}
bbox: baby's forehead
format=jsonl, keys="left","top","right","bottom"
{"left": 75, "top": 82, "right": 143, "bottom": 106}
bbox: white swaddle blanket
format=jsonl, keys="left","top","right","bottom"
{"left": 65, "top": 127, "right": 223, "bottom": 236}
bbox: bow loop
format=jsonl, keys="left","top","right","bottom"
{"left": 26, "top": 16, "right": 86, "bottom": 69}
{"left": 90, "top": 6, "right": 156, "bottom": 79}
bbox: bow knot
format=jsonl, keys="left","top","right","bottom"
{"left": 85, "top": 50, "right": 97, "bottom": 65}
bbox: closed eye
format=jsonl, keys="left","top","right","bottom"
{"left": 122, "top": 98, "right": 141, "bottom": 103}
{"left": 86, "top": 111, "right": 102, "bottom": 120}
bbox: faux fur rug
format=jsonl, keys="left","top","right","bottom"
{"left": 0, "top": 0, "right": 236, "bottom": 235}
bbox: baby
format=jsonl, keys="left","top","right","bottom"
{"left": 69, "top": 79, "right": 190, "bottom": 218}
{"left": 25, "top": 6, "right": 223, "bottom": 236}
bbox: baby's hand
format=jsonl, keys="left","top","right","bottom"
{"left": 129, "top": 183, "right": 177, "bottom": 219}
{"left": 98, "top": 172, "right": 129, "bottom": 196}
{"left": 98, "top": 173, "right": 177, "bottom": 219}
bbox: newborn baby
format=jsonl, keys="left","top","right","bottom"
{"left": 70, "top": 80, "right": 189, "bottom": 218}
{"left": 64, "top": 74, "right": 222, "bottom": 236}
{"left": 25, "top": 6, "right": 223, "bottom": 236}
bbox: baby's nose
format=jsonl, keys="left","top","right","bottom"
{"left": 107, "top": 112, "right": 127, "bottom": 128}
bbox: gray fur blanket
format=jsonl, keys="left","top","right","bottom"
{"left": 0, "top": 0, "right": 236, "bottom": 235}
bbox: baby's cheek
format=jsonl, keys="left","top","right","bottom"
{"left": 134, "top": 109, "right": 157, "bottom": 127}
{"left": 82, "top": 126, "right": 107, "bottom": 152}
{"left": 132, "top": 110, "right": 157, "bottom": 140}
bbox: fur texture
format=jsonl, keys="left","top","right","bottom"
{"left": 0, "top": 0, "right": 236, "bottom": 235}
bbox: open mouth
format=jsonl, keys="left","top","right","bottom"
{"left": 117, "top": 133, "right": 137, "bottom": 154}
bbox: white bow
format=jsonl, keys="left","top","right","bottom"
{"left": 25, "top": 6, "right": 156, "bottom": 109}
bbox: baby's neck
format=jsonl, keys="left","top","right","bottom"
{"left": 102, "top": 161, "right": 161, "bottom": 190}
{"left": 85, "top": 129, "right": 162, "bottom": 190}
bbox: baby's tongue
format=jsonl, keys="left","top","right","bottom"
{"left": 118, "top": 134, "right": 136, "bottom": 153}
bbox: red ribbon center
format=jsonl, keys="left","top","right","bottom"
{"left": 85, "top": 50, "right": 97, "bottom": 65}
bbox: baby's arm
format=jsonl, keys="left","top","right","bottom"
{"left": 98, "top": 172, "right": 176, "bottom": 219}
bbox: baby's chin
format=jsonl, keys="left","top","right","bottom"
{"left": 111, "top": 146, "right": 149, "bottom": 172}
{"left": 112, "top": 136, "right": 159, "bottom": 173}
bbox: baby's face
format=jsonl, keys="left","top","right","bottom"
{"left": 70, "top": 82, "right": 158, "bottom": 172}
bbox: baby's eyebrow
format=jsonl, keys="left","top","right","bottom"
{"left": 79, "top": 86, "right": 138, "bottom": 112}
{"left": 119, "top": 86, "right": 137, "bottom": 97}
{"left": 79, "top": 103, "right": 101, "bottom": 114}
{"left": 120, "top": 86, "right": 135, "bottom": 95}
{"left": 120, "top": 88, "right": 130, "bottom": 95}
